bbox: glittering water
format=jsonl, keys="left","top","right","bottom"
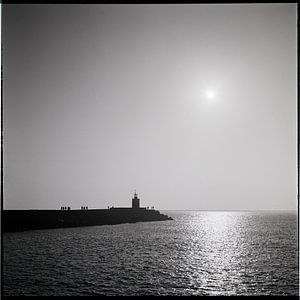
{"left": 3, "top": 211, "right": 299, "bottom": 296}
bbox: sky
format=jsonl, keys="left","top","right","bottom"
{"left": 2, "top": 4, "right": 297, "bottom": 210}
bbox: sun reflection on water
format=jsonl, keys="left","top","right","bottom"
{"left": 184, "top": 212, "right": 248, "bottom": 295}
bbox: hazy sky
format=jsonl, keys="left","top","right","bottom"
{"left": 3, "top": 4, "right": 297, "bottom": 210}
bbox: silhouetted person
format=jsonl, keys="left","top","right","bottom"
{"left": 68, "top": 207, "right": 70, "bottom": 210}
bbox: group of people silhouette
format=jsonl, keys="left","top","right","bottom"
{"left": 60, "top": 206, "right": 88, "bottom": 210}
{"left": 61, "top": 206, "right": 70, "bottom": 210}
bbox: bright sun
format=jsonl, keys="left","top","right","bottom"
{"left": 205, "top": 89, "right": 216, "bottom": 100}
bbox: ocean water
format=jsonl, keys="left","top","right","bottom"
{"left": 2, "top": 211, "right": 299, "bottom": 296}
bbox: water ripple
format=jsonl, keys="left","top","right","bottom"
{"left": 3, "top": 211, "right": 298, "bottom": 296}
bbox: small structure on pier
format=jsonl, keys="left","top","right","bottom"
{"left": 132, "top": 190, "right": 140, "bottom": 209}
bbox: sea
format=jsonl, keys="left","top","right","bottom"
{"left": 2, "top": 211, "right": 299, "bottom": 296}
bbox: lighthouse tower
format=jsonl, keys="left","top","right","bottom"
{"left": 132, "top": 191, "right": 140, "bottom": 209}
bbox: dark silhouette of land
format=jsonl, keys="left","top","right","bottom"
{"left": 2, "top": 192, "right": 173, "bottom": 232}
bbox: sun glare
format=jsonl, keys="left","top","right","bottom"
{"left": 205, "top": 89, "right": 216, "bottom": 100}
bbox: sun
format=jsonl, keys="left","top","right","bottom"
{"left": 205, "top": 89, "right": 216, "bottom": 100}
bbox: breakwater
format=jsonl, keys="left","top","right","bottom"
{"left": 2, "top": 208, "right": 173, "bottom": 232}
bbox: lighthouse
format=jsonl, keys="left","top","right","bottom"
{"left": 132, "top": 191, "right": 140, "bottom": 209}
